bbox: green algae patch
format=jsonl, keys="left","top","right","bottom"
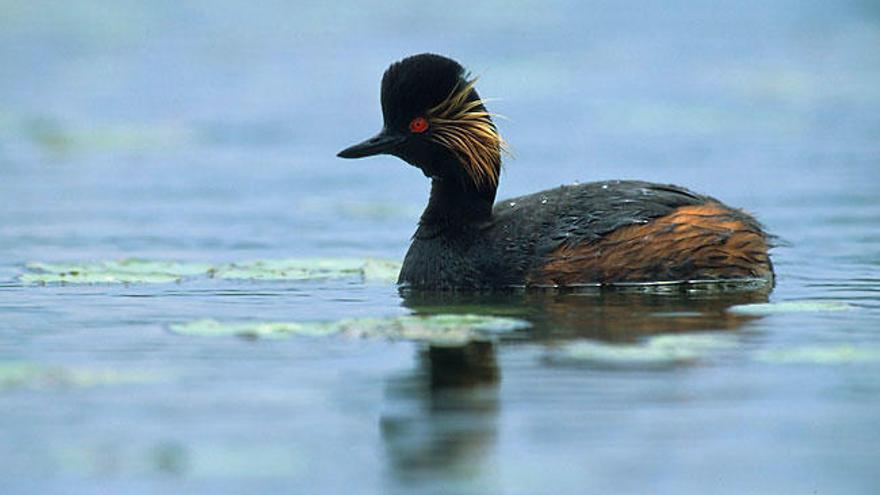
{"left": 754, "top": 345, "right": 880, "bottom": 365}
{"left": 170, "top": 314, "right": 530, "bottom": 345}
{"left": 360, "top": 259, "right": 403, "bottom": 282}
{"left": 52, "top": 441, "right": 305, "bottom": 478}
{"left": 19, "top": 257, "right": 401, "bottom": 285}
{"left": 0, "top": 362, "right": 162, "bottom": 391}
{"left": 727, "top": 300, "right": 855, "bottom": 316}
{"left": 339, "top": 314, "right": 530, "bottom": 345}
{"left": 211, "top": 258, "right": 400, "bottom": 283}
{"left": 20, "top": 259, "right": 212, "bottom": 285}
{"left": 169, "top": 319, "right": 339, "bottom": 339}
{"left": 547, "top": 333, "right": 737, "bottom": 369}
{"left": 21, "top": 117, "right": 192, "bottom": 154}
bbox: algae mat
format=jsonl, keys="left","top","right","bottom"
{"left": 170, "top": 314, "right": 531, "bottom": 345}
{"left": 547, "top": 333, "right": 880, "bottom": 369}
{"left": 727, "top": 300, "right": 855, "bottom": 315}
{"left": 0, "top": 362, "right": 163, "bottom": 391}
{"left": 18, "top": 258, "right": 402, "bottom": 285}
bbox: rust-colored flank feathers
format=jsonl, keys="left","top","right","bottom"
{"left": 426, "top": 77, "right": 507, "bottom": 187}
{"left": 528, "top": 203, "right": 773, "bottom": 285}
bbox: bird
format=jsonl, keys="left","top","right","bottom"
{"left": 338, "top": 53, "right": 773, "bottom": 290}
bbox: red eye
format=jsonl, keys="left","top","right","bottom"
{"left": 409, "top": 116, "right": 429, "bottom": 133}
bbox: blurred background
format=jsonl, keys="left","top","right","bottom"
{"left": 1, "top": 1, "right": 879, "bottom": 494}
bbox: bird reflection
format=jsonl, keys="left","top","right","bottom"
{"left": 400, "top": 284, "right": 771, "bottom": 342}
{"left": 382, "top": 285, "right": 770, "bottom": 490}
{"left": 380, "top": 340, "right": 499, "bottom": 492}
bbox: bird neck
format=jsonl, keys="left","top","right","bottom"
{"left": 418, "top": 175, "right": 496, "bottom": 234}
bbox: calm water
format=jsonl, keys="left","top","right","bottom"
{"left": 2, "top": 1, "right": 879, "bottom": 493}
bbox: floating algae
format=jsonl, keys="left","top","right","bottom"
{"left": 359, "top": 259, "right": 403, "bottom": 283}
{"left": 19, "top": 258, "right": 402, "bottom": 285}
{"left": 754, "top": 345, "right": 880, "bottom": 365}
{"left": 546, "top": 333, "right": 738, "bottom": 369}
{"left": 170, "top": 314, "right": 530, "bottom": 345}
{"left": 168, "top": 319, "right": 339, "bottom": 339}
{"left": 727, "top": 300, "right": 855, "bottom": 315}
{"left": 546, "top": 334, "right": 880, "bottom": 369}
{"left": 21, "top": 117, "right": 192, "bottom": 154}
{"left": 0, "top": 362, "right": 162, "bottom": 391}
{"left": 339, "top": 314, "right": 531, "bottom": 345}
{"left": 53, "top": 441, "right": 305, "bottom": 478}
{"left": 211, "top": 258, "right": 400, "bottom": 283}
{"left": 20, "top": 260, "right": 212, "bottom": 284}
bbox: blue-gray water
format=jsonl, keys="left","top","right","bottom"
{"left": 1, "top": 1, "right": 879, "bottom": 493}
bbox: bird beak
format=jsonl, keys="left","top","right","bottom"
{"left": 337, "top": 129, "right": 405, "bottom": 159}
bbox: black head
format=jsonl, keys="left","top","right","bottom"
{"left": 338, "top": 53, "right": 504, "bottom": 189}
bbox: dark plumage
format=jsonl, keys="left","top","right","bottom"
{"left": 338, "top": 53, "right": 774, "bottom": 289}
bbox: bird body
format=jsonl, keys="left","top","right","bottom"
{"left": 338, "top": 54, "right": 773, "bottom": 290}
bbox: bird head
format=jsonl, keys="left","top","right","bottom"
{"left": 338, "top": 53, "right": 505, "bottom": 190}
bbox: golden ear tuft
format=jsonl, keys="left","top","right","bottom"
{"left": 427, "top": 77, "right": 507, "bottom": 188}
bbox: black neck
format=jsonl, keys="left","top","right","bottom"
{"left": 418, "top": 175, "right": 496, "bottom": 235}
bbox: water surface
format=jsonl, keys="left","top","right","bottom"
{"left": 1, "top": 1, "right": 879, "bottom": 494}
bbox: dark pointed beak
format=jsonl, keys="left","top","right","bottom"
{"left": 337, "top": 130, "right": 405, "bottom": 159}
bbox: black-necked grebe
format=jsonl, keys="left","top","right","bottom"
{"left": 338, "top": 53, "right": 773, "bottom": 289}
